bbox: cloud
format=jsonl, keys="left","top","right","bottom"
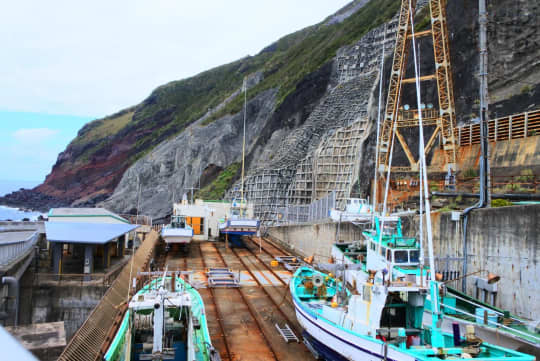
{"left": 12, "top": 128, "right": 59, "bottom": 143}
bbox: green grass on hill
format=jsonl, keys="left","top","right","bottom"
{"left": 195, "top": 163, "right": 241, "bottom": 200}
{"left": 64, "top": 0, "right": 400, "bottom": 169}
{"left": 202, "top": 0, "right": 400, "bottom": 125}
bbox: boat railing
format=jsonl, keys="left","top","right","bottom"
{"left": 0, "top": 231, "right": 38, "bottom": 269}
{"left": 440, "top": 302, "right": 540, "bottom": 344}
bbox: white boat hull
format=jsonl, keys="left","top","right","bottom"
{"left": 293, "top": 297, "right": 416, "bottom": 361}
{"left": 162, "top": 229, "right": 193, "bottom": 244}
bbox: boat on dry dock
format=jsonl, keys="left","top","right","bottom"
{"left": 330, "top": 219, "right": 540, "bottom": 355}
{"left": 218, "top": 198, "right": 259, "bottom": 247}
{"left": 330, "top": 198, "right": 374, "bottom": 224}
{"left": 104, "top": 273, "right": 220, "bottom": 361}
{"left": 161, "top": 214, "right": 194, "bottom": 251}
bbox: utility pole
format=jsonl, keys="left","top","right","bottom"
{"left": 479, "top": 0, "right": 491, "bottom": 206}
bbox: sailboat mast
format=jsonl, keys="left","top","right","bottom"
{"left": 241, "top": 77, "right": 247, "bottom": 211}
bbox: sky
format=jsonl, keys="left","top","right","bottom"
{"left": 0, "top": 0, "right": 352, "bottom": 185}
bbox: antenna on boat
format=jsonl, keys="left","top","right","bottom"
{"left": 408, "top": 0, "right": 444, "bottom": 347}
{"left": 241, "top": 76, "right": 247, "bottom": 216}
{"left": 372, "top": 24, "right": 386, "bottom": 226}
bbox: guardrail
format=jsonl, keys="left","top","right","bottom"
{"left": 0, "top": 232, "right": 38, "bottom": 269}
{"left": 455, "top": 109, "right": 540, "bottom": 146}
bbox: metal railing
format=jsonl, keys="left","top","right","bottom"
{"left": 275, "top": 191, "right": 336, "bottom": 224}
{"left": 119, "top": 214, "right": 153, "bottom": 225}
{"left": 0, "top": 232, "right": 38, "bottom": 269}
{"left": 455, "top": 108, "right": 540, "bottom": 146}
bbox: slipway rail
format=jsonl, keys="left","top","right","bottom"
{"left": 58, "top": 230, "right": 159, "bottom": 361}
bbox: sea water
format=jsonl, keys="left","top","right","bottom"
{"left": 0, "top": 205, "right": 43, "bottom": 221}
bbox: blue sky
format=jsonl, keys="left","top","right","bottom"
{"left": 0, "top": 111, "right": 94, "bottom": 182}
{"left": 0, "top": 0, "right": 351, "bottom": 185}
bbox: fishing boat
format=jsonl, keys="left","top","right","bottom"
{"left": 290, "top": 5, "right": 534, "bottom": 356}
{"left": 161, "top": 214, "right": 194, "bottom": 250}
{"left": 218, "top": 198, "right": 259, "bottom": 247}
{"left": 330, "top": 198, "right": 374, "bottom": 224}
{"left": 330, "top": 219, "right": 540, "bottom": 355}
{"left": 291, "top": 264, "right": 535, "bottom": 360}
{"left": 104, "top": 272, "right": 220, "bottom": 361}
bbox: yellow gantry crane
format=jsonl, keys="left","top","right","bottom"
{"left": 377, "top": 0, "right": 457, "bottom": 182}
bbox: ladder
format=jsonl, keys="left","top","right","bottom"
{"left": 275, "top": 323, "right": 299, "bottom": 343}
{"left": 206, "top": 268, "right": 239, "bottom": 288}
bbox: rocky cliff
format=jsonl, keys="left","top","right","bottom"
{"left": 2, "top": 0, "right": 539, "bottom": 218}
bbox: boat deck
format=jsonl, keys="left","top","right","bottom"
{"left": 159, "top": 237, "right": 315, "bottom": 361}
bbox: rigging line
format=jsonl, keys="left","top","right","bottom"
{"left": 377, "top": 36, "right": 404, "bottom": 251}
{"left": 409, "top": 0, "right": 435, "bottom": 281}
{"left": 372, "top": 23, "right": 387, "bottom": 224}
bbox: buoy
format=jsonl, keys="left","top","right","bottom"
{"left": 331, "top": 301, "right": 338, "bottom": 308}
{"left": 270, "top": 260, "right": 279, "bottom": 267}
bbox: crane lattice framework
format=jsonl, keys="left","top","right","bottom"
{"left": 377, "top": 0, "right": 457, "bottom": 177}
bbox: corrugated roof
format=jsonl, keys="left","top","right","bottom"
{"left": 48, "top": 207, "right": 129, "bottom": 223}
{"left": 45, "top": 222, "right": 139, "bottom": 244}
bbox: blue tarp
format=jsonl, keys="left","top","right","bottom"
{"left": 45, "top": 222, "right": 139, "bottom": 244}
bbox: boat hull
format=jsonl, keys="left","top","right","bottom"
{"left": 161, "top": 228, "right": 193, "bottom": 244}
{"left": 292, "top": 296, "right": 416, "bottom": 361}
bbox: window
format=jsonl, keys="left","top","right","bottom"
{"left": 394, "top": 250, "right": 409, "bottom": 263}
{"left": 409, "top": 250, "right": 420, "bottom": 263}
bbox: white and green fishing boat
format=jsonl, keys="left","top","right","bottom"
{"left": 291, "top": 264, "right": 535, "bottom": 360}
{"left": 104, "top": 273, "right": 220, "bottom": 361}
{"left": 331, "top": 217, "right": 540, "bottom": 356}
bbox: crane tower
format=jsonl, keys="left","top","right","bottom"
{"left": 376, "top": 0, "right": 457, "bottom": 197}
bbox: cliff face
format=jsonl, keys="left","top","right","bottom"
{"left": 2, "top": 0, "right": 539, "bottom": 216}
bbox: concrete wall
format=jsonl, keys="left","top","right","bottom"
{"left": 431, "top": 136, "right": 540, "bottom": 175}
{"left": 268, "top": 221, "right": 366, "bottom": 262}
{"left": 425, "top": 205, "right": 540, "bottom": 320}
{"left": 269, "top": 204, "right": 539, "bottom": 319}
{"left": 29, "top": 281, "right": 107, "bottom": 340}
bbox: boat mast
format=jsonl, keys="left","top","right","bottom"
{"left": 372, "top": 24, "right": 386, "bottom": 225}
{"left": 408, "top": 0, "right": 444, "bottom": 347}
{"left": 241, "top": 76, "right": 247, "bottom": 214}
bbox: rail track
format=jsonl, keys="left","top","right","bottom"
{"left": 228, "top": 245, "right": 302, "bottom": 337}
{"left": 156, "top": 239, "right": 313, "bottom": 361}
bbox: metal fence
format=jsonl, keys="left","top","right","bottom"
{"left": 276, "top": 191, "right": 336, "bottom": 224}
{"left": 119, "top": 214, "right": 153, "bottom": 225}
{"left": 0, "top": 232, "right": 38, "bottom": 269}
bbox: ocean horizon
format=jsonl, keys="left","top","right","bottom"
{"left": 0, "top": 205, "right": 44, "bottom": 221}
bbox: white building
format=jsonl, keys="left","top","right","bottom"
{"left": 173, "top": 200, "right": 254, "bottom": 241}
